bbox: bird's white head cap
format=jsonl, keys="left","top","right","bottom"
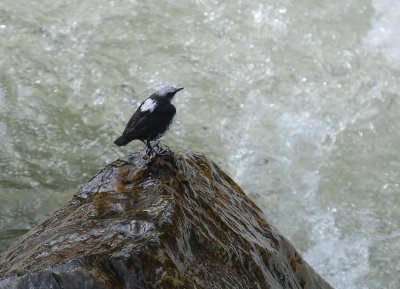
{"left": 156, "top": 86, "right": 184, "bottom": 98}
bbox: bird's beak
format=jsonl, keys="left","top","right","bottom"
{"left": 175, "top": 87, "right": 184, "bottom": 92}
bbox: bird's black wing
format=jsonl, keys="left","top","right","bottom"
{"left": 121, "top": 101, "right": 152, "bottom": 135}
{"left": 123, "top": 102, "right": 176, "bottom": 138}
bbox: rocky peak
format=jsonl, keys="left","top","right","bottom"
{"left": 0, "top": 151, "right": 332, "bottom": 289}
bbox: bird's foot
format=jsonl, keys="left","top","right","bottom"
{"left": 155, "top": 148, "right": 169, "bottom": 156}
{"left": 154, "top": 143, "right": 171, "bottom": 156}
{"left": 142, "top": 147, "right": 155, "bottom": 158}
{"left": 140, "top": 141, "right": 171, "bottom": 158}
{"left": 144, "top": 146, "right": 151, "bottom": 155}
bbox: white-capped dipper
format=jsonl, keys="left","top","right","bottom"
{"left": 114, "top": 86, "right": 184, "bottom": 154}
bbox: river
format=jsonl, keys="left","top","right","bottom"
{"left": 1, "top": 1, "right": 399, "bottom": 288}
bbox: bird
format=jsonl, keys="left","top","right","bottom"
{"left": 114, "top": 86, "right": 184, "bottom": 155}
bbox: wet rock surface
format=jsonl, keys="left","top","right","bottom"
{"left": 0, "top": 150, "right": 333, "bottom": 289}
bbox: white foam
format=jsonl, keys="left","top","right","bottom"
{"left": 365, "top": 0, "right": 400, "bottom": 68}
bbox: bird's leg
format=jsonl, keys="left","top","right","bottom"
{"left": 142, "top": 139, "right": 169, "bottom": 156}
{"left": 153, "top": 139, "right": 162, "bottom": 149}
{"left": 146, "top": 139, "right": 155, "bottom": 155}
{"left": 139, "top": 140, "right": 152, "bottom": 156}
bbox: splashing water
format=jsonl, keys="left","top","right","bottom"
{"left": 0, "top": 1, "right": 400, "bottom": 288}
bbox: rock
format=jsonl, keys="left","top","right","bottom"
{"left": 0, "top": 150, "right": 333, "bottom": 289}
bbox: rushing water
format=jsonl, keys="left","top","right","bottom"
{"left": 0, "top": 1, "right": 399, "bottom": 288}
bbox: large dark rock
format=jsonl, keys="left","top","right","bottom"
{"left": 0, "top": 150, "right": 333, "bottom": 289}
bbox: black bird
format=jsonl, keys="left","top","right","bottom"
{"left": 114, "top": 86, "right": 184, "bottom": 154}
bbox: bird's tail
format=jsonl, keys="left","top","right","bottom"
{"left": 114, "top": 135, "right": 128, "bottom": 146}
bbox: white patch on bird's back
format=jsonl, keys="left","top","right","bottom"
{"left": 140, "top": 98, "right": 156, "bottom": 112}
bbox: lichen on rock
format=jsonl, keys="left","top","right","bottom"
{"left": 0, "top": 150, "right": 333, "bottom": 289}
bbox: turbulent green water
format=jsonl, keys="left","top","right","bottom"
{"left": 1, "top": 1, "right": 399, "bottom": 288}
